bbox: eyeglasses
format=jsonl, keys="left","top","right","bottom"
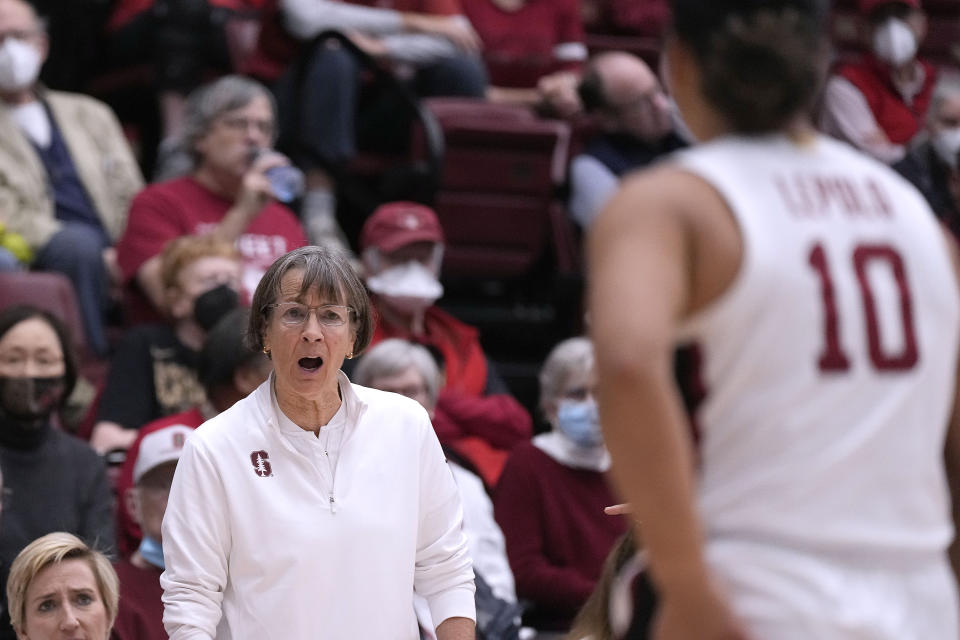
{"left": 218, "top": 115, "right": 275, "bottom": 138}
{"left": 266, "top": 302, "right": 354, "bottom": 328}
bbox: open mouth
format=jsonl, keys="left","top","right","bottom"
{"left": 298, "top": 357, "right": 323, "bottom": 372}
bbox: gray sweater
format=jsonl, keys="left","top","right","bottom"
{"left": 0, "top": 426, "right": 115, "bottom": 640}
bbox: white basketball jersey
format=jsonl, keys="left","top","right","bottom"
{"left": 675, "top": 134, "right": 960, "bottom": 563}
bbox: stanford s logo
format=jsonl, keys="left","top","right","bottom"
{"left": 250, "top": 450, "right": 273, "bottom": 477}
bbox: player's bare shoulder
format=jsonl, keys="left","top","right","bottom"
{"left": 589, "top": 162, "right": 743, "bottom": 318}
{"left": 595, "top": 164, "right": 737, "bottom": 237}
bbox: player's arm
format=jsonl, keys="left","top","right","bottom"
{"left": 940, "top": 227, "right": 960, "bottom": 584}
{"left": 588, "top": 167, "right": 747, "bottom": 639}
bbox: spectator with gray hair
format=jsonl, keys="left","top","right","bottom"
{"left": 895, "top": 73, "right": 960, "bottom": 236}
{"left": 160, "top": 246, "right": 476, "bottom": 639}
{"left": 115, "top": 75, "right": 308, "bottom": 325}
{"left": 493, "top": 336, "right": 626, "bottom": 635}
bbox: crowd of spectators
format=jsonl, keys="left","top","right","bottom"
{"left": 0, "top": 0, "right": 958, "bottom": 637}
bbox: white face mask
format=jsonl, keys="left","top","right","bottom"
{"left": 367, "top": 260, "right": 443, "bottom": 314}
{"left": 0, "top": 37, "right": 41, "bottom": 91}
{"left": 872, "top": 18, "right": 918, "bottom": 67}
{"left": 932, "top": 127, "right": 960, "bottom": 169}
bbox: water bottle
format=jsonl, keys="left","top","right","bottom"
{"left": 250, "top": 147, "right": 305, "bottom": 202}
{"left": 266, "top": 164, "right": 305, "bottom": 203}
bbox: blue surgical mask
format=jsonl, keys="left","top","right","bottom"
{"left": 138, "top": 536, "right": 165, "bottom": 570}
{"left": 555, "top": 399, "right": 603, "bottom": 448}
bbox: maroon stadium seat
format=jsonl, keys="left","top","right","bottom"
{"left": 0, "top": 271, "right": 107, "bottom": 388}
{"left": 0, "top": 271, "right": 86, "bottom": 353}
{"left": 415, "top": 98, "right": 579, "bottom": 279}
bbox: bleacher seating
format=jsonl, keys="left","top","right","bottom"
{"left": 0, "top": 271, "right": 108, "bottom": 388}
{"left": 415, "top": 98, "right": 578, "bottom": 280}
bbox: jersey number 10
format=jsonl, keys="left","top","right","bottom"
{"left": 808, "top": 242, "right": 918, "bottom": 372}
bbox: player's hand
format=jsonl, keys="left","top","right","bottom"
{"left": 653, "top": 586, "right": 750, "bottom": 640}
{"left": 605, "top": 503, "right": 632, "bottom": 516}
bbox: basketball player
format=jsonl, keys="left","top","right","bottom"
{"left": 588, "top": 0, "right": 960, "bottom": 638}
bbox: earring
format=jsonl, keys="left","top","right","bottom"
{"left": 263, "top": 347, "right": 271, "bottom": 357}
{"left": 345, "top": 352, "right": 354, "bottom": 360}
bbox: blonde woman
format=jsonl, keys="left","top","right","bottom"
{"left": 6, "top": 532, "right": 118, "bottom": 640}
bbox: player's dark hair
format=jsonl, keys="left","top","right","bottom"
{"left": 672, "top": 0, "right": 830, "bottom": 134}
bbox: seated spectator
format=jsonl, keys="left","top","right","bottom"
{"left": 895, "top": 74, "right": 960, "bottom": 235}
{"left": 819, "top": 0, "right": 937, "bottom": 164}
{"left": 91, "top": 235, "right": 243, "bottom": 454}
{"left": 111, "top": 423, "right": 194, "bottom": 640}
{"left": 352, "top": 338, "right": 517, "bottom": 610}
{"left": 0, "top": 0, "right": 144, "bottom": 354}
{"left": 113, "top": 307, "right": 270, "bottom": 558}
{"left": 6, "top": 532, "right": 119, "bottom": 640}
{"left": 568, "top": 51, "right": 685, "bottom": 227}
{"left": 0, "top": 306, "right": 115, "bottom": 640}
{"left": 104, "top": 0, "right": 268, "bottom": 173}
{"left": 115, "top": 74, "right": 307, "bottom": 324}
{"left": 359, "top": 201, "right": 532, "bottom": 486}
{"left": 462, "top": 0, "right": 586, "bottom": 106}
{"left": 270, "top": 0, "right": 487, "bottom": 248}
{"left": 494, "top": 336, "right": 626, "bottom": 634}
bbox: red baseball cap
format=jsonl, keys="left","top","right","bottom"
{"left": 360, "top": 201, "right": 444, "bottom": 253}
{"left": 858, "top": 0, "right": 920, "bottom": 15}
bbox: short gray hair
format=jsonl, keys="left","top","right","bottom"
{"left": 182, "top": 74, "right": 277, "bottom": 164}
{"left": 247, "top": 246, "right": 374, "bottom": 357}
{"left": 352, "top": 339, "right": 441, "bottom": 408}
{"left": 929, "top": 73, "right": 960, "bottom": 125}
{"left": 539, "top": 336, "right": 595, "bottom": 415}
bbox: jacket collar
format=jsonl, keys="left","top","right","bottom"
{"left": 253, "top": 371, "right": 368, "bottom": 453}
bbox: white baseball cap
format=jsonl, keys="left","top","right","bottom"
{"left": 132, "top": 424, "right": 194, "bottom": 484}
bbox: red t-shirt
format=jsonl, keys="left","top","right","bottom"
{"left": 464, "top": 0, "right": 584, "bottom": 87}
{"left": 116, "top": 177, "right": 307, "bottom": 321}
{"left": 114, "top": 409, "right": 206, "bottom": 557}
{"left": 111, "top": 560, "right": 166, "bottom": 640}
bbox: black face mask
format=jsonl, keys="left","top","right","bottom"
{"left": 0, "top": 375, "right": 65, "bottom": 421}
{"left": 194, "top": 284, "right": 240, "bottom": 332}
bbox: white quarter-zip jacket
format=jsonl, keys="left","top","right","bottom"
{"left": 160, "top": 372, "right": 476, "bottom": 639}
